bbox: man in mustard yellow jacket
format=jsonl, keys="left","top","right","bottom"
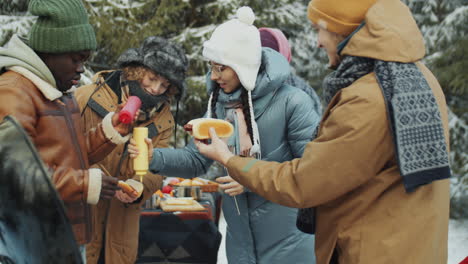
{"left": 76, "top": 36, "right": 188, "bottom": 264}
{"left": 195, "top": 0, "right": 451, "bottom": 263}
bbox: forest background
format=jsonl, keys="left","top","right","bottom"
{"left": 1, "top": 0, "right": 467, "bottom": 219}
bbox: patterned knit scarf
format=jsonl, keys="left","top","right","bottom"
{"left": 297, "top": 55, "right": 451, "bottom": 234}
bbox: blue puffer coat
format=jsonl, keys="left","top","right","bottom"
{"left": 150, "top": 48, "right": 319, "bottom": 264}
{"left": 286, "top": 73, "right": 322, "bottom": 116}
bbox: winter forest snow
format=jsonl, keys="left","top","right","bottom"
{"left": 0, "top": 0, "right": 467, "bottom": 262}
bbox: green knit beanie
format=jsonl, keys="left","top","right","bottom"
{"left": 28, "top": 0, "right": 97, "bottom": 53}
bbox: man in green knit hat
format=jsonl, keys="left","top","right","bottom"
{"left": 0, "top": 0, "right": 134, "bottom": 261}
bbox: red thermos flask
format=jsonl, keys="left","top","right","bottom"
{"left": 118, "top": 96, "right": 142, "bottom": 124}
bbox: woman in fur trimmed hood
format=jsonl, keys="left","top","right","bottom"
{"left": 76, "top": 36, "right": 188, "bottom": 264}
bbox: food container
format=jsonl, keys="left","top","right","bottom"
{"left": 174, "top": 185, "right": 202, "bottom": 200}
{"left": 170, "top": 177, "right": 219, "bottom": 192}
{"left": 197, "top": 182, "right": 219, "bottom": 192}
{"left": 143, "top": 194, "right": 160, "bottom": 209}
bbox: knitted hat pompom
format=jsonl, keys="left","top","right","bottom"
{"left": 237, "top": 6, "right": 255, "bottom": 25}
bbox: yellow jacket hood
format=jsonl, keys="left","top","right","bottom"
{"left": 341, "top": 0, "right": 426, "bottom": 63}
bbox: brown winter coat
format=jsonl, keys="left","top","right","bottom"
{"left": 76, "top": 70, "right": 175, "bottom": 264}
{"left": 0, "top": 70, "right": 117, "bottom": 245}
{"left": 225, "top": 0, "right": 450, "bottom": 263}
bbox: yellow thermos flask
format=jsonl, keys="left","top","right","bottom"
{"left": 133, "top": 127, "right": 148, "bottom": 182}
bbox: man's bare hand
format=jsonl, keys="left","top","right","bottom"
{"left": 111, "top": 103, "right": 141, "bottom": 136}
{"left": 217, "top": 175, "right": 244, "bottom": 196}
{"left": 195, "top": 128, "right": 234, "bottom": 166}
{"left": 115, "top": 190, "right": 139, "bottom": 203}
{"left": 128, "top": 138, "right": 153, "bottom": 161}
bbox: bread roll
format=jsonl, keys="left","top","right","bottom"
{"left": 165, "top": 197, "right": 194, "bottom": 205}
{"left": 191, "top": 179, "right": 205, "bottom": 186}
{"left": 118, "top": 179, "right": 143, "bottom": 197}
{"left": 179, "top": 179, "right": 192, "bottom": 186}
{"left": 187, "top": 118, "right": 233, "bottom": 140}
{"left": 127, "top": 179, "right": 144, "bottom": 196}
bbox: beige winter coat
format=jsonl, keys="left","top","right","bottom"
{"left": 225, "top": 0, "right": 450, "bottom": 263}
{"left": 76, "top": 71, "right": 175, "bottom": 264}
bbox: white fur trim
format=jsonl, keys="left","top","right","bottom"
{"left": 102, "top": 112, "right": 131, "bottom": 144}
{"left": 8, "top": 66, "right": 62, "bottom": 101}
{"left": 87, "top": 168, "right": 102, "bottom": 205}
{"left": 206, "top": 92, "right": 214, "bottom": 118}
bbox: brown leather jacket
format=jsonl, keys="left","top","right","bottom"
{"left": 0, "top": 70, "right": 118, "bottom": 245}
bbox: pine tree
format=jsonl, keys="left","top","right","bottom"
{"left": 0, "top": 0, "right": 29, "bottom": 15}
{"left": 430, "top": 37, "right": 468, "bottom": 113}
{"left": 411, "top": 1, "right": 468, "bottom": 217}
{"left": 244, "top": 0, "right": 330, "bottom": 91}
{"left": 84, "top": 0, "right": 188, "bottom": 70}
{"left": 82, "top": 0, "right": 323, "bottom": 144}
{"left": 0, "top": 0, "right": 34, "bottom": 46}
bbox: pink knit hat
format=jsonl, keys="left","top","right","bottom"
{"left": 259, "top": 27, "right": 291, "bottom": 63}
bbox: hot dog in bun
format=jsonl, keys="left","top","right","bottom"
{"left": 118, "top": 179, "right": 144, "bottom": 197}
{"left": 184, "top": 118, "right": 233, "bottom": 140}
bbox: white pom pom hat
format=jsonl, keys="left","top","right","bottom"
{"left": 203, "top": 6, "right": 262, "bottom": 157}
{"left": 203, "top": 6, "right": 262, "bottom": 91}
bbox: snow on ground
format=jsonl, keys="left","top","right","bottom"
{"left": 216, "top": 216, "right": 468, "bottom": 264}
{"left": 217, "top": 210, "right": 227, "bottom": 264}
{"left": 448, "top": 219, "right": 468, "bottom": 264}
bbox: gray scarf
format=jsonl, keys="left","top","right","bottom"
{"left": 323, "top": 56, "right": 451, "bottom": 189}
{"left": 297, "top": 55, "right": 451, "bottom": 234}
